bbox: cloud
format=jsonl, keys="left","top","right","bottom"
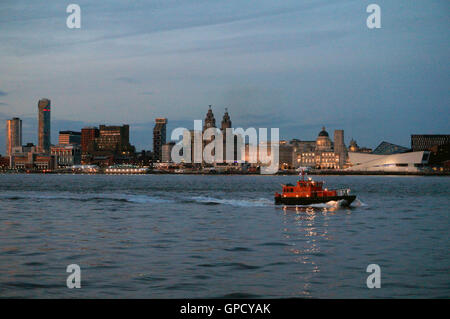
{"left": 0, "top": 0, "right": 449, "bottom": 151}
{"left": 115, "top": 77, "right": 140, "bottom": 84}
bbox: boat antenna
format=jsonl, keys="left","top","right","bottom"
{"left": 300, "top": 168, "right": 306, "bottom": 181}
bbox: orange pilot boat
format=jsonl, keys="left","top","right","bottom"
{"left": 274, "top": 171, "right": 356, "bottom": 206}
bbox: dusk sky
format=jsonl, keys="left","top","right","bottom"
{"left": 0, "top": 0, "right": 449, "bottom": 153}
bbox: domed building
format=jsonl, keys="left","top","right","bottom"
{"left": 348, "top": 139, "right": 360, "bottom": 152}
{"left": 315, "top": 126, "right": 333, "bottom": 152}
{"left": 295, "top": 126, "right": 343, "bottom": 170}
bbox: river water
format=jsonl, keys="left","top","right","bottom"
{"left": 0, "top": 174, "right": 448, "bottom": 298}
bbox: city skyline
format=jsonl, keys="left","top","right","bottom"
{"left": 0, "top": 1, "right": 449, "bottom": 153}
{"left": 1, "top": 100, "right": 448, "bottom": 156}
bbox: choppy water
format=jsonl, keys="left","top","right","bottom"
{"left": 0, "top": 174, "right": 449, "bottom": 298}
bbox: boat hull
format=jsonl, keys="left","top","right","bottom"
{"left": 274, "top": 195, "right": 356, "bottom": 206}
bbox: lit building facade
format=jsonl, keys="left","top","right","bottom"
{"left": 58, "top": 131, "right": 81, "bottom": 145}
{"left": 346, "top": 151, "right": 430, "bottom": 172}
{"left": 10, "top": 152, "right": 56, "bottom": 170}
{"left": 295, "top": 127, "right": 342, "bottom": 169}
{"left": 6, "top": 117, "right": 22, "bottom": 156}
{"left": 51, "top": 144, "right": 81, "bottom": 167}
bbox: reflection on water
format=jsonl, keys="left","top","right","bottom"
{"left": 0, "top": 174, "right": 449, "bottom": 298}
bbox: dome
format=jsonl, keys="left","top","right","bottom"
{"left": 349, "top": 139, "right": 359, "bottom": 152}
{"left": 318, "top": 126, "right": 329, "bottom": 137}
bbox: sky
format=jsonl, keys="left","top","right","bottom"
{"left": 0, "top": 0, "right": 449, "bottom": 153}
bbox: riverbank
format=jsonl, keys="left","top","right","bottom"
{"left": 1, "top": 169, "right": 449, "bottom": 176}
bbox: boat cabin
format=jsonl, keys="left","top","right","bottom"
{"left": 277, "top": 179, "right": 337, "bottom": 198}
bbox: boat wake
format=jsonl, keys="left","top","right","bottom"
{"left": 0, "top": 192, "right": 173, "bottom": 204}
{"left": 351, "top": 198, "right": 368, "bottom": 207}
{"left": 0, "top": 191, "right": 366, "bottom": 209}
{"left": 282, "top": 198, "right": 368, "bottom": 209}
{"left": 190, "top": 196, "right": 273, "bottom": 207}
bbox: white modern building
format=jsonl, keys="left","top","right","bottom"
{"left": 346, "top": 151, "right": 430, "bottom": 172}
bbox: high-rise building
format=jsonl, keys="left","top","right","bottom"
{"left": 334, "top": 129, "right": 346, "bottom": 168}
{"left": 81, "top": 125, "right": 134, "bottom": 166}
{"left": 6, "top": 117, "right": 22, "bottom": 156}
{"left": 153, "top": 118, "right": 167, "bottom": 162}
{"left": 95, "top": 125, "right": 134, "bottom": 153}
{"left": 38, "top": 98, "right": 51, "bottom": 153}
{"left": 58, "top": 131, "right": 81, "bottom": 145}
{"left": 81, "top": 127, "right": 99, "bottom": 153}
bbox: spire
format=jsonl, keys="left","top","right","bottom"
{"left": 203, "top": 105, "right": 216, "bottom": 131}
{"left": 221, "top": 107, "right": 231, "bottom": 131}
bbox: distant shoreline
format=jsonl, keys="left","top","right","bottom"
{"left": 1, "top": 170, "right": 449, "bottom": 176}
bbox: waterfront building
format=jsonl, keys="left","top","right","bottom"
{"left": 372, "top": 141, "right": 410, "bottom": 155}
{"left": 203, "top": 105, "right": 216, "bottom": 132}
{"left": 81, "top": 124, "right": 135, "bottom": 166}
{"left": 346, "top": 151, "right": 430, "bottom": 172}
{"left": 334, "top": 129, "right": 347, "bottom": 168}
{"left": 292, "top": 139, "right": 315, "bottom": 168}
{"left": 6, "top": 117, "right": 22, "bottom": 156}
{"left": 81, "top": 127, "right": 99, "bottom": 164}
{"left": 202, "top": 106, "right": 217, "bottom": 162}
{"left": 38, "top": 98, "right": 51, "bottom": 153}
{"left": 242, "top": 141, "right": 291, "bottom": 170}
{"left": 221, "top": 108, "right": 231, "bottom": 131}
{"left": 348, "top": 139, "right": 359, "bottom": 152}
{"left": 411, "top": 134, "right": 450, "bottom": 151}
{"left": 410, "top": 135, "right": 450, "bottom": 169}
{"left": 219, "top": 108, "right": 241, "bottom": 163}
{"left": 315, "top": 127, "right": 333, "bottom": 152}
{"left": 50, "top": 144, "right": 81, "bottom": 167}
{"left": 95, "top": 125, "right": 135, "bottom": 155}
{"left": 295, "top": 127, "right": 341, "bottom": 169}
{"left": 162, "top": 142, "right": 175, "bottom": 163}
{"left": 348, "top": 139, "right": 372, "bottom": 153}
{"left": 0, "top": 156, "right": 9, "bottom": 169}
{"left": 135, "top": 150, "right": 153, "bottom": 167}
{"left": 58, "top": 131, "right": 81, "bottom": 145}
{"left": 153, "top": 118, "right": 167, "bottom": 162}
{"left": 81, "top": 127, "right": 99, "bottom": 153}
{"left": 10, "top": 152, "right": 56, "bottom": 170}
{"left": 278, "top": 141, "right": 294, "bottom": 169}
{"left": 11, "top": 143, "right": 38, "bottom": 156}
